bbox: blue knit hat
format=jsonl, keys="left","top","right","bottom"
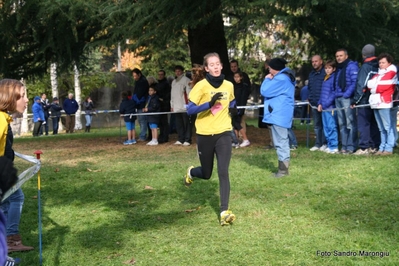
{"left": 34, "top": 96, "right": 40, "bottom": 101}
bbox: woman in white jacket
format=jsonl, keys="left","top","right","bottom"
{"left": 367, "top": 53, "right": 397, "bottom": 155}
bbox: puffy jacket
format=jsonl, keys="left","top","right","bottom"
{"left": 334, "top": 60, "right": 359, "bottom": 99}
{"left": 260, "top": 67, "right": 295, "bottom": 128}
{"left": 353, "top": 57, "right": 378, "bottom": 105}
{"left": 308, "top": 67, "right": 325, "bottom": 106}
{"left": 145, "top": 94, "right": 160, "bottom": 124}
{"left": 32, "top": 102, "right": 45, "bottom": 122}
{"left": 119, "top": 98, "right": 137, "bottom": 123}
{"left": 318, "top": 73, "right": 336, "bottom": 110}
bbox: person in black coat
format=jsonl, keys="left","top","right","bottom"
{"left": 50, "top": 97, "right": 63, "bottom": 135}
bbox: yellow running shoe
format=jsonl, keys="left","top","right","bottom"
{"left": 220, "top": 210, "right": 236, "bottom": 226}
{"left": 184, "top": 166, "right": 194, "bottom": 187}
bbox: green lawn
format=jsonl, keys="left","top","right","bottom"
{"left": 9, "top": 124, "right": 399, "bottom": 266}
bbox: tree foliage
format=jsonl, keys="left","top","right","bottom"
{"left": 1, "top": 0, "right": 399, "bottom": 81}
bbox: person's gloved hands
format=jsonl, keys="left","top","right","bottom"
{"left": 0, "top": 156, "right": 18, "bottom": 200}
{"left": 209, "top": 92, "right": 223, "bottom": 107}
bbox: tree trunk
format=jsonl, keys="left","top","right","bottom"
{"left": 73, "top": 64, "right": 82, "bottom": 130}
{"left": 188, "top": 5, "right": 232, "bottom": 76}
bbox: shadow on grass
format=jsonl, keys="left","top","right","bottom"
{"left": 21, "top": 162, "right": 222, "bottom": 257}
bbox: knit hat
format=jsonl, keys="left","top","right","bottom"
{"left": 362, "top": 44, "right": 375, "bottom": 57}
{"left": 34, "top": 96, "right": 40, "bottom": 101}
{"left": 269, "top": 58, "right": 287, "bottom": 71}
{"left": 53, "top": 97, "right": 58, "bottom": 101}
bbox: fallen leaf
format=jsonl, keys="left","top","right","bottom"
{"left": 32, "top": 196, "right": 38, "bottom": 199}
{"left": 123, "top": 258, "right": 136, "bottom": 265}
{"left": 87, "top": 168, "right": 101, "bottom": 172}
{"left": 54, "top": 168, "right": 59, "bottom": 172}
{"left": 144, "top": 185, "right": 153, "bottom": 190}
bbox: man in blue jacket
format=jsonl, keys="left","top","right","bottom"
{"left": 63, "top": 93, "right": 79, "bottom": 133}
{"left": 334, "top": 49, "right": 359, "bottom": 154}
{"left": 308, "top": 55, "right": 327, "bottom": 151}
{"left": 260, "top": 58, "right": 295, "bottom": 178}
{"left": 32, "top": 96, "right": 45, "bottom": 137}
{"left": 351, "top": 44, "right": 380, "bottom": 155}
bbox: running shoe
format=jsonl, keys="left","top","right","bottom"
{"left": 220, "top": 210, "right": 236, "bottom": 226}
{"left": 184, "top": 166, "right": 194, "bottom": 187}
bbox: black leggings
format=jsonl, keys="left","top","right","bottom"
{"left": 191, "top": 131, "right": 232, "bottom": 212}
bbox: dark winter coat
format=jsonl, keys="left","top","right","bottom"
{"left": 133, "top": 76, "right": 149, "bottom": 109}
{"left": 334, "top": 60, "right": 359, "bottom": 99}
{"left": 119, "top": 98, "right": 137, "bottom": 123}
{"left": 353, "top": 57, "right": 378, "bottom": 105}
{"left": 145, "top": 94, "right": 161, "bottom": 124}
{"left": 308, "top": 67, "right": 326, "bottom": 106}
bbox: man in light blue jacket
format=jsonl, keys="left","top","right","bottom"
{"left": 260, "top": 58, "right": 295, "bottom": 177}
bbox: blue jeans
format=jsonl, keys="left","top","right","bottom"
{"left": 137, "top": 109, "right": 148, "bottom": 140}
{"left": 390, "top": 106, "right": 398, "bottom": 144}
{"left": 335, "top": 97, "right": 357, "bottom": 151}
{"left": 311, "top": 109, "right": 326, "bottom": 147}
{"left": 85, "top": 114, "right": 92, "bottom": 127}
{"left": 271, "top": 124, "right": 290, "bottom": 161}
{"left": 374, "top": 108, "right": 395, "bottom": 152}
{"left": 0, "top": 188, "right": 24, "bottom": 235}
{"left": 288, "top": 128, "right": 297, "bottom": 147}
{"left": 322, "top": 111, "right": 338, "bottom": 150}
{"left": 52, "top": 117, "right": 60, "bottom": 134}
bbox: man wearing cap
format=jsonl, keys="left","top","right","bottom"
{"left": 50, "top": 97, "right": 63, "bottom": 135}
{"left": 260, "top": 58, "right": 295, "bottom": 178}
{"left": 334, "top": 48, "right": 359, "bottom": 154}
{"left": 351, "top": 44, "right": 380, "bottom": 155}
{"left": 63, "top": 93, "right": 79, "bottom": 133}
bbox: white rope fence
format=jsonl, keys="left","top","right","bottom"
{"left": 2, "top": 152, "right": 41, "bottom": 201}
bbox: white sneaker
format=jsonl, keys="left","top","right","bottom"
{"left": 319, "top": 145, "right": 328, "bottom": 152}
{"left": 309, "top": 146, "right": 319, "bottom": 151}
{"left": 174, "top": 141, "right": 183, "bottom": 145}
{"left": 240, "top": 140, "right": 250, "bottom": 147}
{"left": 325, "top": 148, "right": 339, "bottom": 154}
{"left": 183, "top": 142, "right": 191, "bottom": 146}
{"left": 147, "top": 140, "right": 158, "bottom": 146}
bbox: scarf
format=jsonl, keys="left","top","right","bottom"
{"left": 206, "top": 73, "right": 225, "bottom": 88}
{"left": 334, "top": 58, "right": 350, "bottom": 91}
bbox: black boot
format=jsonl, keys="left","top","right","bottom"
{"left": 272, "top": 161, "right": 289, "bottom": 178}
{"left": 87, "top": 126, "right": 91, "bottom": 132}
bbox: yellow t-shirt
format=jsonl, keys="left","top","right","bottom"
{"left": 189, "top": 79, "right": 234, "bottom": 135}
{"left": 0, "top": 111, "right": 12, "bottom": 156}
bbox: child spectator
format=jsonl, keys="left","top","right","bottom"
{"left": 317, "top": 60, "right": 339, "bottom": 153}
{"left": 119, "top": 91, "right": 137, "bottom": 145}
{"left": 233, "top": 72, "right": 251, "bottom": 147}
{"left": 143, "top": 85, "right": 161, "bottom": 146}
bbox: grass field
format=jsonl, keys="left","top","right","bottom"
{"left": 9, "top": 120, "right": 399, "bottom": 265}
